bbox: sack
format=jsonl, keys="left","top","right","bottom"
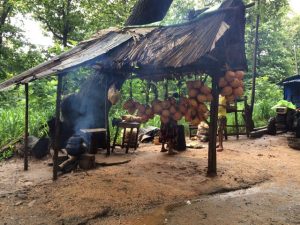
{"left": 108, "top": 84, "right": 120, "bottom": 105}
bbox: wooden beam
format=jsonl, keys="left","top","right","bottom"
{"left": 207, "top": 75, "right": 219, "bottom": 176}
{"left": 24, "top": 83, "right": 29, "bottom": 171}
{"left": 104, "top": 75, "right": 111, "bottom": 156}
{"left": 53, "top": 74, "right": 63, "bottom": 180}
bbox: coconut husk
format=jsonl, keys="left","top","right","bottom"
{"left": 200, "top": 85, "right": 211, "bottom": 95}
{"left": 161, "top": 100, "right": 171, "bottom": 109}
{"left": 170, "top": 105, "right": 177, "bottom": 114}
{"left": 233, "top": 87, "right": 244, "bottom": 97}
{"left": 193, "top": 80, "right": 202, "bottom": 89}
{"left": 235, "top": 71, "right": 245, "bottom": 80}
{"left": 218, "top": 77, "right": 228, "bottom": 88}
{"left": 188, "top": 98, "right": 198, "bottom": 108}
{"left": 188, "top": 89, "right": 198, "bottom": 98}
{"left": 221, "top": 86, "right": 233, "bottom": 96}
{"left": 198, "top": 103, "right": 208, "bottom": 113}
{"left": 206, "top": 94, "right": 213, "bottom": 102}
{"left": 230, "top": 78, "right": 240, "bottom": 88}
{"left": 225, "top": 71, "right": 236, "bottom": 82}
{"left": 161, "top": 116, "right": 170, "bottom": 124}
{"left": 179, "top": 104, "right": 187, "bottom": 114}
{"left": 197, "top": 94, "right": 207, "bottom": 103}
{"left": 172, "top": 112, "right": 182, "bottom": 121}
{"left": 162, "top": 110, "right": 170, "bottom": 117}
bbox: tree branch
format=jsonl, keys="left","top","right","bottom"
{"left": 36, "top": 16, "right": 64, "bottom": 41}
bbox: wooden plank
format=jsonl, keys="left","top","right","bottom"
{"left": 207, "top": 75, "right": 218, "bottom": 177}
{"left": 24, "top": 83, "right": 29, "bottom": 171}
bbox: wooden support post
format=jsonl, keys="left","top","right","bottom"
{"left": 207, "top": 75, "right": 219, "bottom": 177}
{"left": 53, "top": 74, "right": 63, "bottom": 181}
{"left": 105, "top": 75, "right": 111, "bottom": 156}
{"left": 250, "top": 0, "right": 260, "bottom": 116}
{"left": 234, "top": 101, "right": 239, "bottom": 139}
{"left": 24, "top": 83, "right": 29, "bottom": 171}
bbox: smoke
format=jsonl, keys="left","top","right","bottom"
{"left": 60, "top": 70, "right": 125, "bottom": 148}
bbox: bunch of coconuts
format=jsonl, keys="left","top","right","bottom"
{"left": 123, "top": 97, "right": 184, "bottom": 124}
{"left": 123, "top": 99, "right": 154, "bottom": 123}
{"left": 151, "top": 97, "right": 183, "bottom": 124}
{"left": 122, "top": 80, "right": 212, "bottom": 126}
{"left": 184, "top": 80, "right": 211, "bottom": 126}
{"left": 218, "top": 70, "right": 245, "bottom": 102}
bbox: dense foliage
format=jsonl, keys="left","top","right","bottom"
{"left": 0, "top": 0, "right": 299, "bottom": 158}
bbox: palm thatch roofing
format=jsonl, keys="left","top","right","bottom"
{"left": 0, "top": 0, "right": 247, "bottom": 90}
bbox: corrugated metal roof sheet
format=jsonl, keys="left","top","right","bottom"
{"left": 0, "top": 29, "right": 134, "bottom": 90}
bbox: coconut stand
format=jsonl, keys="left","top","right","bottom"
{"left": 0, "top": 0, "right": 249, "bottom": 180}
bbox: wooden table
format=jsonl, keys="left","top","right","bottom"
{"left": 80, "top": 128, "right": 110, "bottom": 155}
{"left": 112, "top": 121, "right": 140, "bottom": 153}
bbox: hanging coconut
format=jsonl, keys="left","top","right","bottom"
{"left": 170, "top": 105, "right": 177, "bottom": 114}
{"left": 168, "top": 97, "right": 177, "bottom": 105}
{"left": 233, "top": 87, "right": 244, "bottom": 97}
{"left": 191, "top": 117, "right": 201, "bottom": 126}
{"left": 161, "top": 116, "right": 170, "bottom": 124}
{"left": 225, "top": 71, "right": 235, "bottom": 82}
{"left": 179, "top": 97, "right": 189, "bottom": 108}
{"left": 172, "top": 112, "right": 183, "bottom": 121}
{"left": 127, "top": 107, "right": 136, "bottom": 115}
{"left": 188, "top": 98, "right": 198, "bottom": 108}
{"left": 145, "top": 106, "right": 153, "bottom": 116}
{"left": 206, "top": 94, "right": 213, "bottom": 102}
{"left": 188, "top": 89, "right": 198, "bottom": 98}
{"left": 218, "top": 77, "right": 228, "bottom": 88}
{"left": 197, "top": 94, "right": 207, "bottom": 103}
{"left": 226, "top": 95, "right": 235, "bottom": 103}
{"left": 239, "top": 80, "right": 244, "bottom": 88}
{"left": 198, "top": 103, "right": 208, "bottom": 113}
{"left": 230, "top": 78, "right": 240, "bottom": 88}
{"left": 221, "top": 86, "right": 233, "bottom": 96}
{"left": 200, "top": 85, "right": 211, "bottom": 95}
{"left": 179, "top": 104, "right": 188, "bottom": 114}
{"left": 162, "top": 110, "right": 170, "bottom": 117}
{"left": 185, "top": 113, "right": 192, "bottom": 122}
{"left": 235, "top": 71, "right": 245, "bottom": 80}
{"left": 161, "top": 100, "right": 171, "bottom": 109}
{"left": 193, "top": 80, "right": 202, "bottom": 89}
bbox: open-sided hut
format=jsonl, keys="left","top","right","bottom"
{"left": 0, "top": 0, "right": 248, "bottom": 179}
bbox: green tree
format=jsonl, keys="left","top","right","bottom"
{"left": 26, "top": 0, "right": 136, "bottom": 47}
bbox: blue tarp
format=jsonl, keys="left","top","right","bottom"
{"left": 282, "top": 75, "right": 300, "bottom": 108}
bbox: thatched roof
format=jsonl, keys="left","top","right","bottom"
{"left": 0, "top": 0, "right": 247, "bottom": 90}
{"left": 102, "top": 0, "right": 247, "bottom": 79}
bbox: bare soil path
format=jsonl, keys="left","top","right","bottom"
{"left": 0, "top": 134, "right": 299, "bottom": 225}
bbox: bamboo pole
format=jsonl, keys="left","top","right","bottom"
{"left": 250, "top": 0, "right": 260, "bottom": 116}
{"left": 53, "top": 74, "right": 63, "bottom": 180}
{"left": 24, "top": 83, "right": 29, "bottom": 171}
{"left": 207, "top": 75, "right": 219, "bottom": 176}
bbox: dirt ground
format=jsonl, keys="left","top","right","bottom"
{"left": 0, "top": 134, "right": 300, "bottom": 225}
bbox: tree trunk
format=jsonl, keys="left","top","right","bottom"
{"left": 0, "top": 0, "right": 12, "bottom": 48}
